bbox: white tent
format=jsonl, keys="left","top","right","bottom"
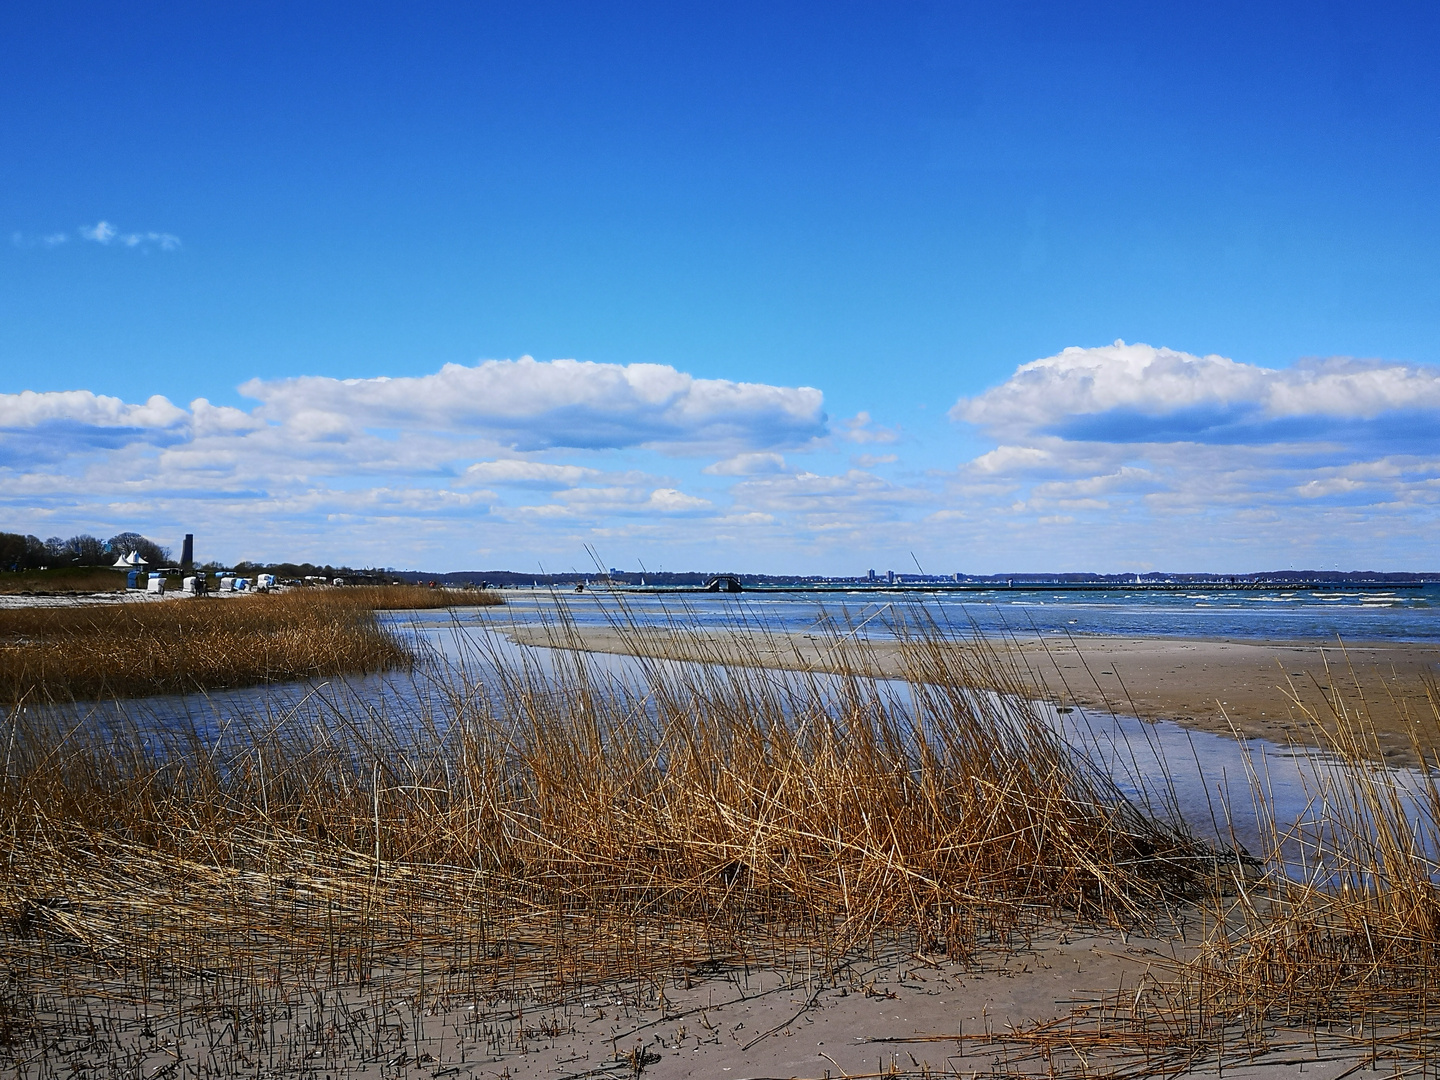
{"left": 112, "top": 551, "right": 148, "bottom": 569}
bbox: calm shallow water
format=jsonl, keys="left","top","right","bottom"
{"left": 489, "top": 583, "right": 1440, "bottom": 642}
{"left": 39, "top": 605, "right": 1435, "bottom": 874}
{"left": 417, "top": 613, "right": 1439, "bottom": 866}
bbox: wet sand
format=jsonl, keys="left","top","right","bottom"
{"left": 1008, "top": 634, "right": 1440, "bottom": 764}
{"left": 504, "top": 625, "right": 1440, "bottom": 767}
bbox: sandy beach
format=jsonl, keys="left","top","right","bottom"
{"left": 11, "top": 916, "right": 1374, "bottom": 1079}
{"left": 504, "top": 624, "right": 1440, "bottom": 767}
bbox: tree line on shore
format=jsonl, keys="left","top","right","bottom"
{"left": 0, "top": 531, "right": 171, "bottom": 572}
{"left": 1, "top": 531, "right": 393, "bottom": 585}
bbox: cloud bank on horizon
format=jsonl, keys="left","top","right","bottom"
{"left": 2, "top": 345, "right": 1437, "bottom": 572}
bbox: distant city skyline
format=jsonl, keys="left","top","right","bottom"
{"left": 4, "top": 3, "right": 1439, "bottom": 573}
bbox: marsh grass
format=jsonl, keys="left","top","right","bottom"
{"left": 0, "top": 604, "right": 1214, "bottom": 1075}
{"left": 7, "top": 594, "right": 1435, "bottom": 1077}
{"left": 1033, "top": 658, "right": 1440, "bottom": 1075}
{"left": 0, "top": 585, "right": 500, "bottom": 701}
{"left": 1164, "top": 666, "right": 1440, "bottom": 1050}
{"left": 0, "top": 567, "right": 126, "bottom": 594}
{"left": 337, "top": 584, "right": 505, "bottom": 612}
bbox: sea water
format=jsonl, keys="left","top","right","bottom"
{"left": 490, "top": 583, "right": 1440, "bottom": 643}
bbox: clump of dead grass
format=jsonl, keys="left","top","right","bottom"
{"left": 1040, "top": 658, "right": 1440, "bottom": 1075}
{"left": 335, "top": 583, "right": 504, "bottom": 611}
{"left": 0, "top": 585, "right": 500, "bottom": 701}
{"left": 1162, "top": 666, "right": 1440, "bottom": 1054}
{"left": 0, "top": 607, "right": 1215, "bottom": 1074}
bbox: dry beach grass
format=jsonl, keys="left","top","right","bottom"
{"left": 1124, "top": 670, "right": 1440, "bottom": 1069}
{"left": 0, "top": 611, "right": 1216, "bottom": 1077}
{"left": 0, "top": 602, "right": 1438, "bottom": 1076}
{"left": 924, "top": 653, "right": 1440, "bottom": 1076}
{"left": 505, "top": 622, "right": 1440, "bottom": 768}
{"left": 0, "top": 585, "right": 501, "bottom": 701}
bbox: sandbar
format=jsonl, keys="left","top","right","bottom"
{"left": 504, "top": 624, "right": 1440, "bottom": 767}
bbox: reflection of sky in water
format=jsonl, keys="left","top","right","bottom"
{"left": 410, "top": 614, "right": 1440, "bottom": 881}
{"left": 429, "top": 618, "right": 1440, "bottom": 869}
{"left": 1047, "top": 705, "right": 1440, "bottom": 880}
{"left": 487, "top": 584, "right": 1440, "bottom": 642}
{"left": 40, "top": 610, "right": 1438, "bottom": 880}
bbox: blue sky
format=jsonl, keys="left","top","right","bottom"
{"left": 4, "top": 2, "right": 1440, "bottom": 573}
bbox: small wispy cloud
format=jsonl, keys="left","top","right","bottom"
{"left": 12, "top": 221, "right": 181, "bottom": 251}
{"left": 851, "top": 452, "right": 897, "bottom": 468}
{"left": 11, "top": 231, "right": 67, "bottom": 249}
{"left": 77, "top": 222, "right": 116, "bottom": 243}
{"left": 703, "top": 452, "right": 787, "bottom": 476}
{"left": 837, "top": 411, "right": 900, "bottom": 444}
{"left": 79, "top": 220, "right": 181, "bottom": 251}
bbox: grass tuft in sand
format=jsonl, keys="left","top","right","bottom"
{"left": 1038, "top": 660, "right": 1440, "bottom": 1073}
{"left": 1159, "top": 666, "right": 1440, "bottom": 1054}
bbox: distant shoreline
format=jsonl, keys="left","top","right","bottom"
{"left": 406, "top": 576, "right": 1440, "bottom": 593}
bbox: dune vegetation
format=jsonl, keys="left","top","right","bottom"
{"left": 0, "top": 613, "right": 1212, "bottom": 1075}
{"left": 1145, "top": 678, "right": 1440, "bottom": 1066}
{"left": 0, "top": 605, "right": 1436, "bottom": 1075}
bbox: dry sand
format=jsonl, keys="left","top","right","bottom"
{"left": 504, "top": 624, "right": 1440, "bottom": 768}
{"left": 0, "top": 589, "right": 169, "bottom": 608}
{"left": 8, "top": 924, "right": 1375, "bottom": 1078}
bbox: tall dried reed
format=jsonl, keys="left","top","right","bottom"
{"left": 1046, "top": 659, "right": 1440, "bottom": 1074}
{"left": 0, "top": 606, "right": 1214, "bottom": 1073}
{"left": 1167, "top": 664, "right": 1440, "bottom": 1048}
{"left": 0, "top": 585, "right": 500, "bottom": 701}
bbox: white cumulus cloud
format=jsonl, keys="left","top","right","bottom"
{"left": 0, "top": 358, "right": 833, "bottom": 566}
{"left": 935, "top": 341, "right": 1440, "bottom": 570}
{"left": 463, "top": 460, "right": 603, "bottom": 487}
{"left": 953, "top": 340, "right": 1440, "bottom": 442}
{"left": 0, "top": 390, "right": 188, "bottom": 431}
{"left": 953, "top": 341, "right": 1266, "bottom": 433}
{"left": 241, "top": 357, "right": 825, "bottom": 454}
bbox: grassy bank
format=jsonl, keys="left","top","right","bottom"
{"left": 2, "top": 608, "right": 1437, "bottom": 1075}
{"left": 0, "top": 618, "right": 1214, "bottom": 1075}
{"left": 1018, "top": 662, "right": 1440, "bottom": 1074}
{"left": 0, "top": 566, "right": 127, "bottom": 593}
{"left": 0, "top": 585, "right": 501, "bottom": 701}
{"left": 1149, "top": 678, "right": 1440, "bottom": 1064}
